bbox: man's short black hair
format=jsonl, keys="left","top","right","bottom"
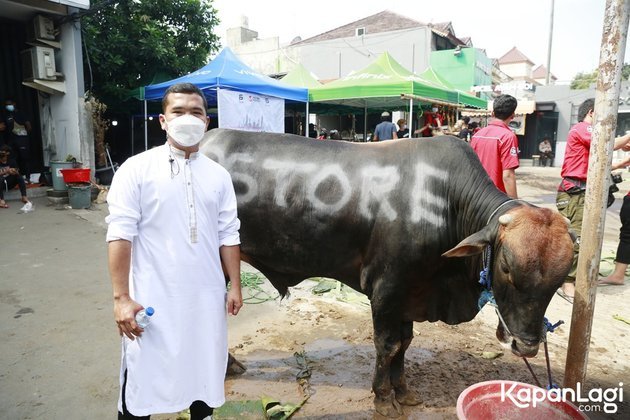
{"left": 162, "top": 83, "right": 207, "bottom": 113}
{"left": 462, "top": 116, "right": 470, "bottom": 124}
{"left": 493, "top": 94, "right": 518, "bottom": 120}
{"left": 578, "top": 98, "right": 595, "bottom": 122}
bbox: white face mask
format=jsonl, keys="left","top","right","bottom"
{"left": 432, "top": 107, "right": 438, "bottom": 113}
{"left": 165, "top": 114, "right": 206, "bottom": 147}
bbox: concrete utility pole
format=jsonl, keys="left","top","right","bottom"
{"left": 545, "top": 0, "right": 555, "bottom": 85}
{"left": 564, "top": 0, "right": 629, "bottom": 389}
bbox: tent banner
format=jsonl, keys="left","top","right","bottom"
{"left": 218, "top": 89, "right": 285, "bottom": 133}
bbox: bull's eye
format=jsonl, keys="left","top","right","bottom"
{"left": 500, "top": 262, "right": 509, "bottom": 274}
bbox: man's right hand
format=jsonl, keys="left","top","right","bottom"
{"left": 114, "top": 295, "right": 144, "bottom": 340}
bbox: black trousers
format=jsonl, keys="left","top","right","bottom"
{"left": 616, "top": 195, "right": 630, "bottom": 264}
{"left": 1, "top": 174, "right": 27, "bottom": 199}
{"left": 9, "top": 136, "right": 31, "bottom": 179}
{"left": 118, "top": 370, "right": 214, "bottom": 419}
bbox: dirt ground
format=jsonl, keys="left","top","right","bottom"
{"left": 1, "top": 164, "right": 629, "bottom": 419}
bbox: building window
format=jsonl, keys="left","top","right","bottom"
{"left": 355, "top": 27, "right": 365, "bottom": 36}
{"left": 570, "top": 103, "right": 580, "bottom": 126}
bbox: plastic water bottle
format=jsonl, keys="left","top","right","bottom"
{"left": 135, "top": 307, "right": 155, "bottom": 328}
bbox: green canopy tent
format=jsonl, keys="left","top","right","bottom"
{"left": 309, "top": 52, "right": 486, "bottom": 139}
{"left": 418, "top": 67, "right": 487, "bottom": 109}
{"left": 282, "top": 64, "right": 358, "bottom": 116}
{"left": 281, "top": 63, "right": 322, "bottom": 89}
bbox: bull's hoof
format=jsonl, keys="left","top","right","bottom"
{"left": 395, "top": 388, "right": 422, "bottom": 406}
{"left": 226, "top": 353, "right": 247, "bottom": 376}
{"left": 374, "top": 391, "right": 403, "bottom": 418}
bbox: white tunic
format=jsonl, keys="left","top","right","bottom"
{"left": 105, "top": 144, "right": 240, "bottom": 416}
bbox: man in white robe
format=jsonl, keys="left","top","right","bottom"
{"left": 106, "top": 83, "right": 242, "bottom": 419}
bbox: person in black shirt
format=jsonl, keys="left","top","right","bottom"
{"left": 2, "top": 99, "right": 33, "bottom": 184}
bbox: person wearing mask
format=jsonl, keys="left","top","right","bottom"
{"left": 470, "top": 94, "right": 520, "bottom": 198}
{"left": 396, "top": 118, "right": 409, "bottom": 138}
{"left": 106, "top": 83, "right": 242, "bottom": 419}
{"left": 417, "top": 105, "right": 444, "bottom": 137}
{"left": 2, "top": 99, "right": 33, "bottom": 184}
{"left": 373, "top": 112, "right": 398, "bottom": 141}
{"left": 0, "top": 145, "right": 29, "bottom": 208}
{"left": 556, "top": 98, "right": 630, "bottom": 302}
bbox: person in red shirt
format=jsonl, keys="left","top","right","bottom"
{"left": 416, "top": 105, "right": 444, "bottom": 137}
{"left": 470, "top": 94, "right": 519, "bottom": 198}
{"left": 555, "top": 98, "right": 630, "bottom": 302}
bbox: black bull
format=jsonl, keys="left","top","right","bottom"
{"left": 200, "top": 129, "right": 574, "bottom": 417}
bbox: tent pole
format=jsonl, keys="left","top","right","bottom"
{"left": 409, "top": 99, "right": 414, "bottom": 138}
{"left": 305, "top": 101, "right": 309, "bottom": 137}
{"left": 364, "top": 101, "right": 368, "bottom": 142}
{"left": 144, "top": 100, "right": 148, "bottom": 151}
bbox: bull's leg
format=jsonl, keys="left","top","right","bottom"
{"left": 391, "top": 321, "right": 422, "bottom": 406}
{"left": 371, "top": 302, "right": 404, "bottom": 417}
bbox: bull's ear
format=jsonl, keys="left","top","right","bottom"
{"left": 442, "top": 230, "right": 490, "bottom": 258}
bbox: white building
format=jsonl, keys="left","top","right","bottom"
{"left": 227, "top": 10, "right": 470, "bottom": 80}
{"left": 0, "top": 0, "right": 93, "bottom": 173}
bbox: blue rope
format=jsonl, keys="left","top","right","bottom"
{"left": 477, "top": 245, "right": 494, "bottom": 310}
{"left": 479, "top": 245, "right": 492, "bottom": 289}
{"left": 543, "top": 317, "right": 564, "bottom": 333}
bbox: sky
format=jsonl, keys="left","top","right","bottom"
{"left": 212, "top": 0, "right": 629, "bottom": 83}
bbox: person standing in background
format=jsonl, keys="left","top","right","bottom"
{"left": 373, "top": 112, "right": 398, "bottom": 141}
{"left": 417, "top": 105, "right": 444, "bottom": 137}
{"left": 396, "top": 118, "right": 409, "bottom": 139}
{"left": 106, "top": 83, "right": 242, "bottom": 419}
{"left": 556, "top": 98, "right": 630, "bottom": 302}
{"left": 599, "top": 156, "right": 630, "bottom": 286}
{"left": 538, "top": 137, "right": 554, "bottom": 167}
{"left": 470, "top": 94, "right": 520, "bottom": 198}
{"left": 1, "top": 99, "right": 33, "bottom": 184}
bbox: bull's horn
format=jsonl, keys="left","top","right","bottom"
{"left": 498, "top": 214, "right": 513, "bottom": 225}
{"left": 564, "top": 217, "right": 571, "bottom": 226}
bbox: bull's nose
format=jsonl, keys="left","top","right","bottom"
{"left": 511, "top": 339, "right": 540, "bottom": 358}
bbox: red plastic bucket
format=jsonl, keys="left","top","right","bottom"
{"left": 457, "top": 380, "right": 587, "bottom": 420}
{"left": 60, "top": 168, "right": 91, "bottom": 184}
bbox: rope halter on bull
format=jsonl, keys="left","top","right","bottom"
{"left": 479, "top": 199, "right": 563, "bottom": 390}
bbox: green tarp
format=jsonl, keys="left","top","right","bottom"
{"left": 309, "top": 52, "right": 486, "bottom": 109}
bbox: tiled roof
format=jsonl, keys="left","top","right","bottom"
{"left": 532, "top": 64, "right": 557, "bottom": 80}
{"left": 428, "top": 21, "right": 468, "bottom": 46}
{"left": 498, "top": 47, "right": 535, "bottom": 65}
{"left": 297, "top": 10, "right": 425, "bottom": 44}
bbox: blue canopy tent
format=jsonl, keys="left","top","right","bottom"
{"left": 142, "top": 48, "right": 309, "bottom": 148}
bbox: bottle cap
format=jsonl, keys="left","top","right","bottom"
{"left": 146, "top": 307, "right": 155, "bottom": 316}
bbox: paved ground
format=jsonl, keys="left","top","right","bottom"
{"left": 0, "top": 163, "right": 628, "bottom": 419}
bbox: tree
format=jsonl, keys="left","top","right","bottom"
{"left": 570, "top": 69, "right": 598, "bottom": 90}
{"left": 570, "top": 63, "right": 630, "bottom": 90}
{"left": 81, "top": 0, "right": 221, "bottom": 108}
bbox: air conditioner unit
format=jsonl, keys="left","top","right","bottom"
{"left": 21, "top": 46, "right": 57, "bottom": 80}
{"left": 27, "top": 15, "right": 56, "bottom": 42}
